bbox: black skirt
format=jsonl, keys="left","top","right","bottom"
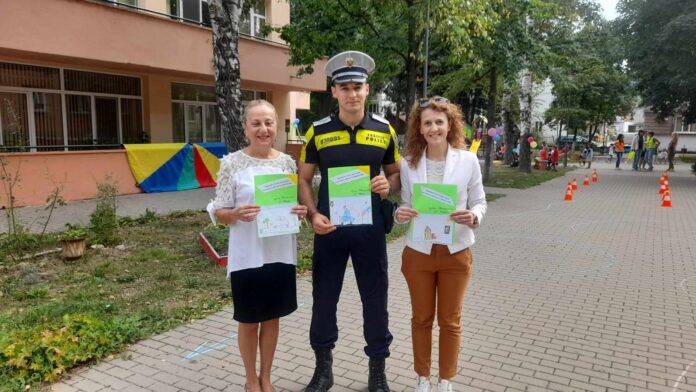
{"left": 229, "top": 262, "right": 297, "bottom": 323}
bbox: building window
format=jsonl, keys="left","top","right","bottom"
{"left": 0, "top": 61, "right": 144, "bottom": 151}
{"left": 121, "top": 98, "right": 144, "bottom": 143}
{"left": 0, "top": 62, "right": 60, "bottom": 90}
{"left": 241, "top": 89, "right": 267, "bottom": 105}
{"left": 240, "top": 3, "right": 267, "bottom": 38}
{"left": 169, "top": 0, "right": 211, "bottom": 26}
{"left": 171, "top": 84, "right": 267, "bottom": 143}
{"left": 676, "top": 115, "right": 694, "bottom": 133}
{"left": 66, "top": 95, "right": 93, "bottom": 147}
{"left": 33, "top": 92, "right": 64, "bottom": 150}
{"left": 171, "top": 83, "right": 220, "bottom": 143}
{"left": 64, "top": 70, "right": 141, "bottom": 96}
{"left": 0, "top": 92, "right": 30, "bottom": 151}
{"left": 100, "top": 0, "right": 138, "bottom": 6}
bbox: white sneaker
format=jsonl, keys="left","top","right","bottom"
{"left": 415, "top": 376, "right": 432, "bottom": 392}
{"left": 437, "top": 379, "right": 453, "bottom": 392}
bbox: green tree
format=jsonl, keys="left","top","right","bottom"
{"left": 544, "top": 19, "right": 634, "bottom": 156}
{"left": 276, "top": 0, "right": 499, "bottom": 118}
{"left": 617, "top": 0, "right": 696, "bottom": 122}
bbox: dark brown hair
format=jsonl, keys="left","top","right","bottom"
{"left": 404, "top": 97, "right": 466, "bottom": 169}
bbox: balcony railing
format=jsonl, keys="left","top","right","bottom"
{"left": 97, "top": 0, "right": 268, "bottom": 39}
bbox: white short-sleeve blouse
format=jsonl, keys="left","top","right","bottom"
{"left": 207, "top": 150, "right": 298, "bottom": 275}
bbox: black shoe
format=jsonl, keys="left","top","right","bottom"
{"left": 305, "top": 348, "right": 334, "bottom": 392}
{"left": 368, "top": 357, "right": 390, "bottom": 392}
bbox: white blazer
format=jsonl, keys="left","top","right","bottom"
{"left": 397, "top": 147, "right": 487, "bottom": 255}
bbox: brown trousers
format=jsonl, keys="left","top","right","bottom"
{"left": 401, "top": 245, "right": 472, "bottom": 379}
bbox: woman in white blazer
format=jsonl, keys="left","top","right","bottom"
{"left": 395, "top": 97, "right": 487, "bottom": 392}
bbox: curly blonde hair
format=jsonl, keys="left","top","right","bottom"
{"left": 404, "top": 97, "right": 467, "bottom": 169}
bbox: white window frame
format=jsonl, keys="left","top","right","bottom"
{"left": 239, "top": 4, "right": 266, "bottom": 37}
{"left": 0, "top": 61, "right": 144, "bottom": 151}
{"left": 172, "top": 100, "right": 220, "bottom": 143}
{"left": 178, "top": 0, "right": 208, "bottom": 23}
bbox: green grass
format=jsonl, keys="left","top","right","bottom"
{"left": 484, "top": 164, "right": 575, "bottom": 189}
{"left": 0, "top": 211, "right": 230, "bottom": 392}
{"left": 678, "top": 154, "right": 696, "bottom": 164}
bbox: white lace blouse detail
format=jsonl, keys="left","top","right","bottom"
{"left": 210, "top": 150, "right": 297, "bottom": 212}
{"left": 426, "top": 158, "right": 445, "bottom": 184}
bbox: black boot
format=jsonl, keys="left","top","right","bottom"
{"left": 305, "top": 348, "right": 334, "bottom": 392}
{"left": 368, "top": 357, "right": 390, "bottom": 392}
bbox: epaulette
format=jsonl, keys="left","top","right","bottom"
{"left": 371, "top": 113, "right": 390, "bottom": 125}
{"left": 313, "top": 116, "right": 332, "bottom": 127}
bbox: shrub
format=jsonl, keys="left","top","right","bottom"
{"left": 0, "top": 314, "right": 139, "bottom": 391}
{"left": 89, "top": 179, "right": 119, "bottom": 246}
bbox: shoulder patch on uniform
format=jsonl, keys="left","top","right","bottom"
{"left": 371, "top": 113, "right": 390, "bottom": 125}
{"left": 313, "top": 116, "right": 332, "bottom": 127}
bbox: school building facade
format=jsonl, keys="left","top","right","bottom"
{"left": 0, "top": 0, "right": 326, "bottom": 207}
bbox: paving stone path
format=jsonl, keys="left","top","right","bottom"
{"left": 49, "top": 161, "right": 696, "bottom": 391}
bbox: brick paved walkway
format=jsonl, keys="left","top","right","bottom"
{"left": 51, "top": 162, "right": 696, "bottom": 391}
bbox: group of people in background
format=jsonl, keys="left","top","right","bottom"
{"left": 612, "top": 130, "right": 679, "bottom": 171}
{"left": 208, "top": 51, "right": 486, "bottom": 392}
{"left": 537, "top": 142, "right": 564, "bottom": 171}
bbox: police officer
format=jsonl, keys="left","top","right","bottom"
{"left": 298, "top": 51, "right": 401, "bottom": 392}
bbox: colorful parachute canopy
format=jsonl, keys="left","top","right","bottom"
{"left": 124, "top": 143, "right": 227, "bottom": 193}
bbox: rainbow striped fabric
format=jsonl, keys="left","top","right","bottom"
{"left": 124, "top": 143, "right": 227, "bottom": 192}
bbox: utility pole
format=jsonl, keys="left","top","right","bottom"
{"left": 422, "top": 0, "right": 430, "bottom": 97}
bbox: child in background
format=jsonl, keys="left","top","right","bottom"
{"left": 540, "top": 146, "right": 549, "bottom": 170}
{"left": 550, "top": 145, "right": 559, "bottom": 172}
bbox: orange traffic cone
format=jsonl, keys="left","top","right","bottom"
{"left": 659, "top": 183, "right": 666, "bottom": 195}
{"left": 571, "top": 178, "right": 578, "bottom": 190}
{"left": 662, "top": 190, "right": 670, "bottom": 200}
{"left": 564, "top": 185, "right": 574, "bottom": 201}
{"left": 592, "top": 171, "right": 598, "bottom": 183}
{"left": 583, "top": 175, "right": 590, "bottom": 186}
{"left": 662, "top": 192, "right": 672, "bottom": 208}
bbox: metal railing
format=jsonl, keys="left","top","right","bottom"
{"left": 0, "top": 144, "right": 124, "bottom": 152}
{"left": 97, "top": 0, "right": 272, "bottom": 41}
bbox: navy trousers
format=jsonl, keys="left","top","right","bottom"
{"left": 309, "top": 218, "right": 393, "bottom": 358}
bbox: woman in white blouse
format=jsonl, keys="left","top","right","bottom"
{"left": 207, "top": 100, "right": 307, "bottom": 392}
{"left": 395, "top": 97, "right": 487, "bottom": 392}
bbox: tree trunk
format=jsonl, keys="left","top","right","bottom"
{"left": 588, "top": 124, "right": 598, "bottom": 144}
{"left": 210, "top": 0, "right": 245, "bottom": 152}
{"left": 483, "top": 66, "right": 497, "bottom": 182}
{"left": 518, "top": 68, "right": 532, "bottom": 173}
{"left": 502, "top": 83, "right": 516, "bottom": 165}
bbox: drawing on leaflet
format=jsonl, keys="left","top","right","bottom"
{"left": 257, "top": 205, "right": 298, "bottom": 237}
{"left": 330, "top": 199, "right": 371, "bottom": 226}
{"left": 341, "top": 206, "right": 354, "bottom": 225}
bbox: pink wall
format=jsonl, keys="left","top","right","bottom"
{"left": 0, "top": 150, "right": 141, "bottom": 208}
{"left": 0, "top": 0, "right": 326, "bottom": 91}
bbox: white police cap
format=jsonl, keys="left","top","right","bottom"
{"left": 324, "top": 51, "right": 375, "bottom": 84}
